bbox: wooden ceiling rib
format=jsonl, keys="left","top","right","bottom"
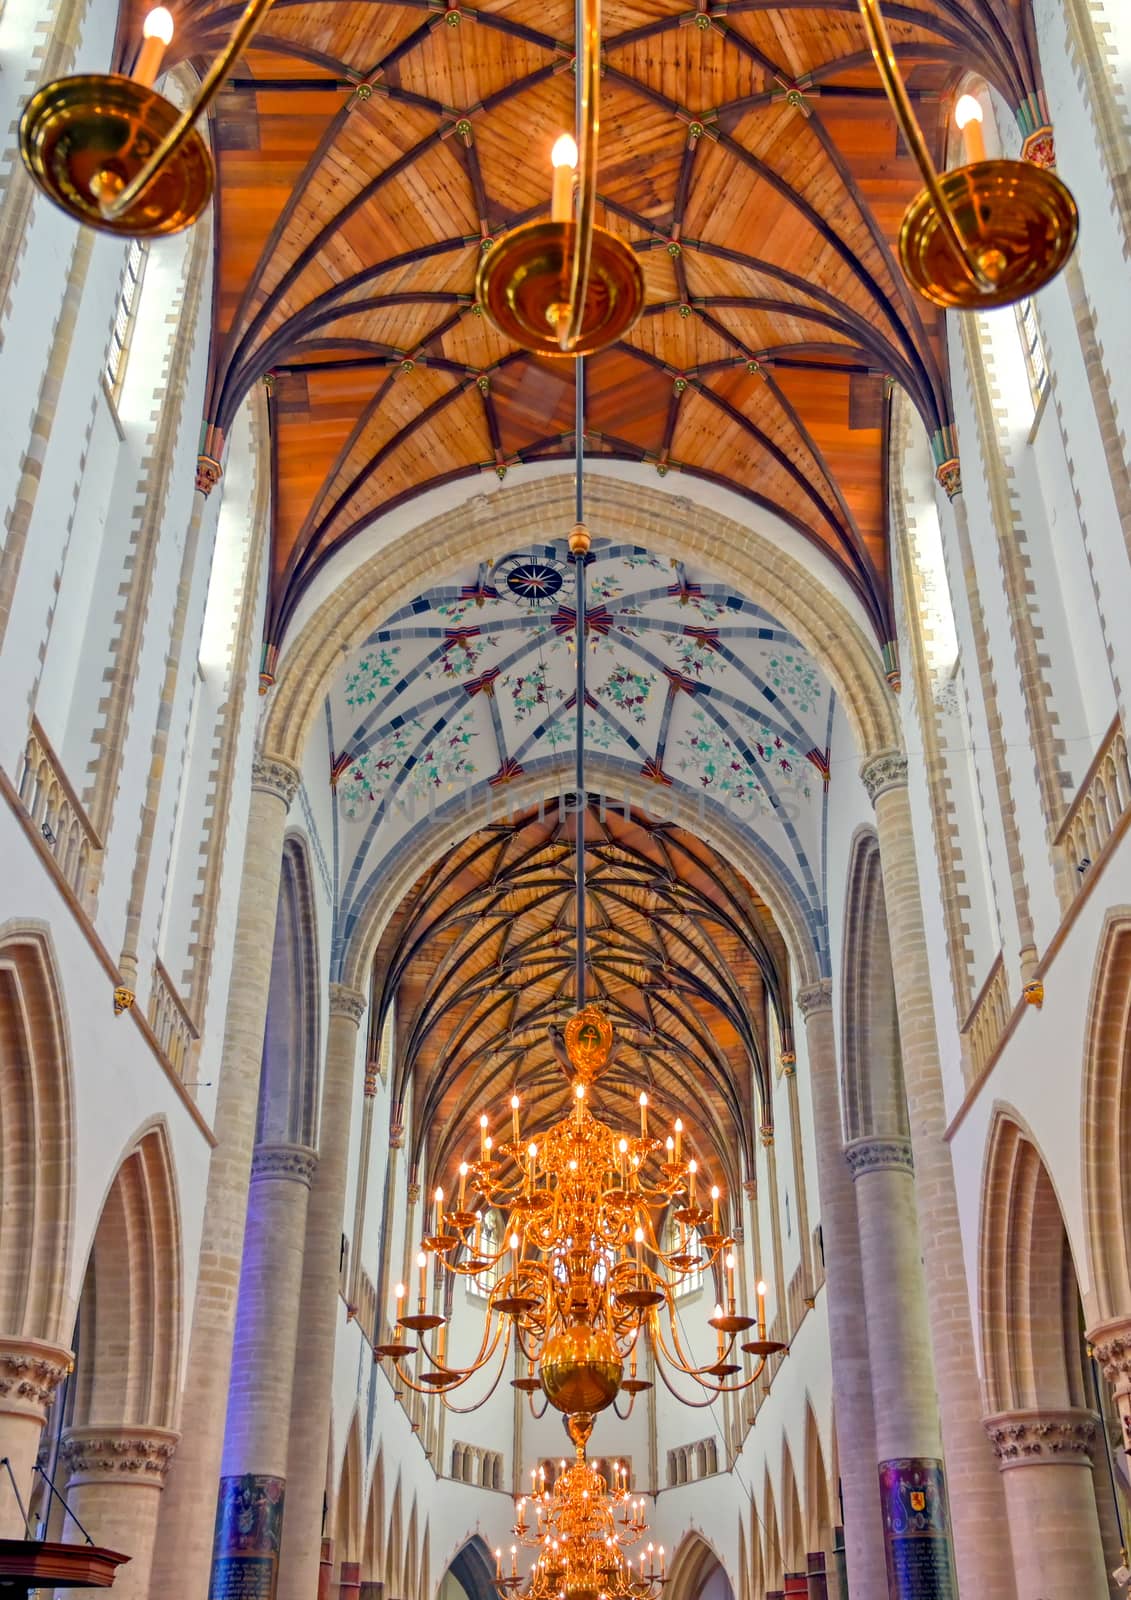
{"left": 135, "top": 0, "right": 1043, "bottom": 645}
{"left": 368, "top": 801, "right": 793, "bottom": 1194}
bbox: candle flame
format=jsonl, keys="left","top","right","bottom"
{"left": 955, "top": 93, "right": 983, "bottom": 130}
{"left": 143, "top": 5, "right": 174, "bottom": 41}
{"left": 551, "top": 133, "right": 579, "bottom": 169}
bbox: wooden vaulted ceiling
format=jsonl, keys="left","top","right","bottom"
{"left": 368, "top": 800, "right": 792, "bottom": 1196}
{"left": 129, "top": 0, "right": 1044, "bottom": 651}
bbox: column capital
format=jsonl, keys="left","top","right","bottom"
{"left": 60, "top": 1423, "right": 180, "bottom": 1487}
{"left": 983, "top": 1408, "right": 1099, "bottom": 1469}
{"left": 251, "top": 1142, "right": 318, "bottom": 1187}
{"left": 860, "top": 750, "right": 909, "bottom": 805}
{"left": 0, "top": 1335, "right": 73, "bottom": 1422}
{"left": 845, "top": 1136, "right": 914, "bottom": 1178}
{"left": 328, "top": 982, "right": 367, "bottom": 1024}
{"left": 796, "top": 979, "right": 833, "bottom": 1017}
{"left": 1086, "top": 1316, "right": 1131, "bottom": 1383}
{"left": 251, "top": 752, "right": 301, "bottom": 808}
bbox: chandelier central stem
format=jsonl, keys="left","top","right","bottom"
{"left": 574, "top": 356, "right": 587, "bottom": 1011}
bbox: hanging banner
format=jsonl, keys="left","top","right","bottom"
{"left": 210, "top": 1473, "right": 286, "bottom": 1600}
{"left": 878, "top": 1458, "right": 957, "bottom": 1600}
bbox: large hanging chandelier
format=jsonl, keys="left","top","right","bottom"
{"left": 375, "top": 366, "right": 785, "bottom": 1411}
{"left": 493, "top": 1415, "right": 666, "bottom": 1600}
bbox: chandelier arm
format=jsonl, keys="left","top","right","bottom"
{"left": 649, "top": 1343, "right": 749, "bottom": 1406}
{"left": 651, "top": 1304, "right": 742, "bottom": 1383}
{"left": 855, "top": 0, "right": 990, "bottom": 291}
{"left": 526, "top": 1390, "right": 551, "bottom": 1419}
{"left": 101, "top": 0, "right": 276, "bottom": 220}
{"left": 651, "top": 1313, "right": 765, "bottom": 1396}
{"left": 563, "top": 0, "right": 599, "bottom": 348}
{"left": 423, "top": 1292, "right": 509, "bottom": 1380}
{"left": 437, "top": 1322, "right": 517, "bottom": 1413}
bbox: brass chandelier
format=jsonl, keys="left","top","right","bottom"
{"left": 375, "top": 366, "right": 785, "bottom": 1412}
{"left": 17, "top": 0, "right": 1077, "bottom": 312}
{"left": 376, "top": 1000, "right": 785, "bottom": 1409}
{"left": 494, "top": 1415, "right": 666, "bottom": 1600}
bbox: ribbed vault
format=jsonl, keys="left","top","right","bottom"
{"left": 371, "top": 799, "right": 793, "bottom": 1200}
{"left": 118, "top": 0, "right": 1049, "bottom": 649}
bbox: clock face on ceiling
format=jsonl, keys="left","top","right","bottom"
{"left": 498, "top": 553, "right": 565, "bottom": 605}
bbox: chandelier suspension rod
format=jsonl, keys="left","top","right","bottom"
{"left": 574, "top": 355, "right": 587, "bottom": 1010}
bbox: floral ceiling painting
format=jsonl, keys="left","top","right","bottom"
{"left": 327, "top": 540, "right": 840, "bottom": 966}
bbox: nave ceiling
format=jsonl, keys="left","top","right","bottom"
{"left": 328, "top": 539, "right": 838, "bottom": 1195}
{"left": 121, "top": 0, "right": 1048, "bottom": 651}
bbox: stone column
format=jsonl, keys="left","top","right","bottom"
{"left": 795, "top": 984, "right": 888, "bottom": 1598}
{"left": 845, "top": 1138, "right": 941, "bottom": 1464}
{"left": 0, "top": 1336, "right": 72, "bottom": 1536}
{"left": 983, "top": 1409, "right": 1108, "bottom": 1598}
{"left": 211, "top": 1142, "right": 318, "bottom": 1598}
{"left": 846, "top": 1137, "right": 956, "bottom": 1592}
{"left": 150, "top": 754, "right": 301, "bottom": 1598}
{"left": 277, "top": 984, "right": 368, "bottom": 1600}
{"left": 58, "top": 1425, "right": 179, "bottom": 1599}
{"left": 862, "top": 752, "right": 1016, "bottom": 1599}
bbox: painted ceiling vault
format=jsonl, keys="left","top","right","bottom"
{"left": 127, "top": 0, "right": 1048, "bottom": 651}
{"left": 327, "top": 540, "right": 837, "bottom": 984}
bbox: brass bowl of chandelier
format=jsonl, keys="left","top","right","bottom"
{"left": 539, "top": 1326, "right": 622, "bottom": 1414}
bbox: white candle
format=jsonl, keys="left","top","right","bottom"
{"left": 551, "top": 133, "right": 578, "bottom": 222}
{"left": 954, "top": 94, "right": 986, "bottom": 164}
{"left": 134, "top": 6, "right": 173, "bottom": 86}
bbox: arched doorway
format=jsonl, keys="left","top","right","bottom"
{"left": 667, "top": 1534, "right": 735, "bottom": 1600}
{"left": 439, "top": 1536, "right": 498, "bottom": 1600}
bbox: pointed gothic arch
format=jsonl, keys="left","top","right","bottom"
{"left": 443, "top": 1536, "right": 498, "bottom": 1600}
{"left": 978, "top": 1108, "right": 1113, "bottom": 1590}
{"left": 980, "top": 1111, "right": 1090, "bottom": 1416}
{"left": 780, "top": 1442, "right": 806, "bottom": 1575}
{"left": 362, "top": 1453, "right": 386, "bottom": 1587}
{"left": 1082, "top": 909, "right": 1131, "bottom": 1320}
{"left": 747, "top": 1505, "right": 765, "bottom": 1600}
{"left": 0, "top": 922, "right": 73, "bottom": 1343}
{"left": 54, "top": 1123, "right": 183, "bottom": 1586}
{"left": 333, "top": 1413, "right": 364, "bottom": 1577}
{"left": 666, "top": 1533, "right": 733, "bottom": 1600}
{"left": 258, "top": 835, "right": 322, "bottom": 1150}
{"left": 419, "top": 1520, "right": 431, "bottom": 1600}
{"left": 405, "top": 1501, "right": 419, "bottom": 1600}
{"left": 387, "top": 1475, "right": 405, "bottom": 1599}
{"left": 263, "top": 474, "right": 900, "bottom": 784}
{"left": 66, "top": 1122, "right": 182, "bottom": 1434}
{"left": 761, "top": 1472, "right": 783, "bottom": 1594}
{"left": 840, "top": 829, "right": 909, "bottom": 1142}
{"left": 803, "top": 1403, "right": 834, "bottom": 1560}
